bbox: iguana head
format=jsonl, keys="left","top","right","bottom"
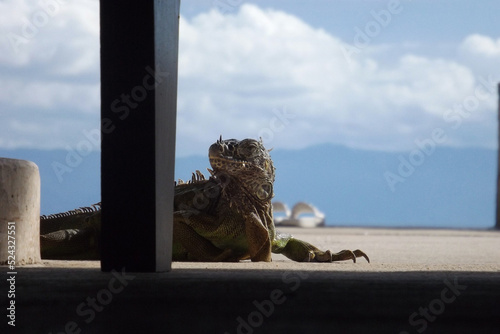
{"left": 208, "top": 136, "right": 275, "bottom": 201}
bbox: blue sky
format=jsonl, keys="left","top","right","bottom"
{"left": 1, "top": 0, "right": 499, "bottom": 157}
{"left": 1, "top": 1, "right": 498, "bottom": 227}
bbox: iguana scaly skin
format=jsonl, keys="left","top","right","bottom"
{"left": 40, "top": 137, "right": 369, "bottom": 263}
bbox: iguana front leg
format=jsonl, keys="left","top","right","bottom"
{"left": 244, "top": 211, "right": 272, "bottom": 262}
{"left": 272, "top": 231, "right": 370, "bottom": 263}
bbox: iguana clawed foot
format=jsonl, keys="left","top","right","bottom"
{"left": 272, "top": 232, "right": 369, "bottom": 263}
{"left": 313, "top": 249, "right": 370, "bottom": 263}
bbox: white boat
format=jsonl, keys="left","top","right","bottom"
{"left": 272, "top": 201, "right": 325, "bottom": 227}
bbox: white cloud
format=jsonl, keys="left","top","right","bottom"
{"left": 0, "top": 2, "right": 498, "bottom": 156}
{"left": 0, "top": 0, "right": 100, "bottom": 150}
{"left": 458, "top": 34, "right": 500, "bottom": 83}
{"left": 177, "top": 5, "right": 498, "bottom": 155}
{"left": 460, "top": 34, "right": 500, "bottom": 58}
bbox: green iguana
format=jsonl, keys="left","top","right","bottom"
{"left": 40, "top": 137, "right": 369, "bottom": 263}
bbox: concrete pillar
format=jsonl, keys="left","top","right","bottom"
{"left": 0, "top": 158, "right": 41, "bottom": 265}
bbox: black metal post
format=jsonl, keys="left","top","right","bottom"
{"left": 100, "top": 0, "right": 179, "bottom": 272}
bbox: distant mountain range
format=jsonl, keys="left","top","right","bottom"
{"left": 0, "top": 144, "right": 496, "bottom": 228}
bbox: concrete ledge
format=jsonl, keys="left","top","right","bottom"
{"left": 2, "top": 227, "right": 500, "bottom": 333}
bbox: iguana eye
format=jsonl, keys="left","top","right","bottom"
{"left": 256, "top": 182, "right": 273, "bottom": 200}
{"left": 238, "top": 142, "right": 259, "bottom": 159}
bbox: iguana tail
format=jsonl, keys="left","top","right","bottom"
{"left": 40, "top": 203, "right": 101, "bottom": 260}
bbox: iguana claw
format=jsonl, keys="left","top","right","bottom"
{"left": 272, "top": 232, "right": 369, "bottom": 263}
{"left": 329, "top": 249, "right": 370, "bottom": 263}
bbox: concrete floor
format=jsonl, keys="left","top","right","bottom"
{"left": 3, "top": 227, "right": 500, "bottom": 333}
